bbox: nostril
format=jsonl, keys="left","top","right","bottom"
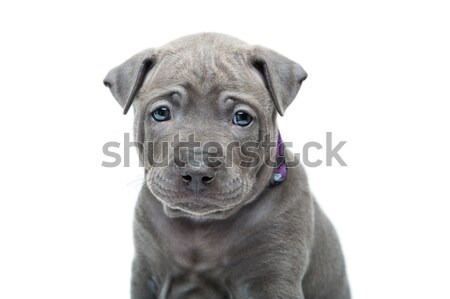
{"left": 202, "top": 176, "right": 214, "bottom": 183}
{"left": 181, "top": 175, "right": 192, "bottom": 182}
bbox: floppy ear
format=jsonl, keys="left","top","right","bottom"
{"left": 250, "top": 46, "right": 307, "bottom": 116}
{"left": 103, "top": 49, "right": 157, "bottom": 115}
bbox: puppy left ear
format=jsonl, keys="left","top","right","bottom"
{"left": 250, "top": 46, "right": 307, "bottom": 116}
{"left": 103, "top": 49, "right": 157, "bottom": 115}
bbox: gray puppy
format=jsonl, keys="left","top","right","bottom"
{"left": 104, "top": 33, "right": 350, "bottom": 299}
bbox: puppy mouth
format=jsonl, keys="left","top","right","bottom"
{"left": 165, "top": 202, "right": 236, "bottom": 217}
{"left": 146, "top": 169, "right": 246, "bottom": 218}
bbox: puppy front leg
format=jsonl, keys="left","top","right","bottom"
{"left": 130, "top": 256, "right": 157, "bottom": 299}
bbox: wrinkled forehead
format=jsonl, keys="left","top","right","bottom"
{"left": 145, "top": 45, "right": 266, "bottom": 99}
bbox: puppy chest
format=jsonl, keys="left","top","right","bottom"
{"left": 168, "top": 237, "right": 230, "bottom": 272}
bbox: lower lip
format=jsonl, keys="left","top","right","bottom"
{"left": 168, "top": 203, "right": 231, "bottom": 216}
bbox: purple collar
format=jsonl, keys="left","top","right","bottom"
{"left": 270, "top": 131, "right": 287, "bottom": 186}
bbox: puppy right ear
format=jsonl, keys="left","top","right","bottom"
{"left": 103, "top": 49, "right": 157, "bottom": 115}
{"left": 250, "top": 46, "right": 307, "bottom": 116}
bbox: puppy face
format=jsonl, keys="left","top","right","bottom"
{"left": 140, "top": 47, "right": 273, "bottom": 219}
{"left": 104, "top": 33, "right": 307, "bottom": 219}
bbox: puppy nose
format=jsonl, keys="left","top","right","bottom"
{"left": 180, "top": 166, "right": 215, "bottom": 191}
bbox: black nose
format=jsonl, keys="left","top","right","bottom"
{"left": 180, "top": 166, "right": 216, "bottom": 192}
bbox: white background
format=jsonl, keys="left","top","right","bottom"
{"left": 1, "top": 1, "right": 449, "bottom": 298}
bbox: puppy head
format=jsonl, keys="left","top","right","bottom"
{"left": 104, "top": 33, "right": 307, "bottom": 220}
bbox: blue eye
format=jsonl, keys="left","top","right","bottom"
{"left": 233, "top": 111, "right": 253, "bottom": 126}
{"left": 151, "top": 107, "right": 171, "bottom": 121}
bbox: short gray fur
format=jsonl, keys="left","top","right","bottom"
{"left": 104, "top": 33, "right": 350, "bottom": 299}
